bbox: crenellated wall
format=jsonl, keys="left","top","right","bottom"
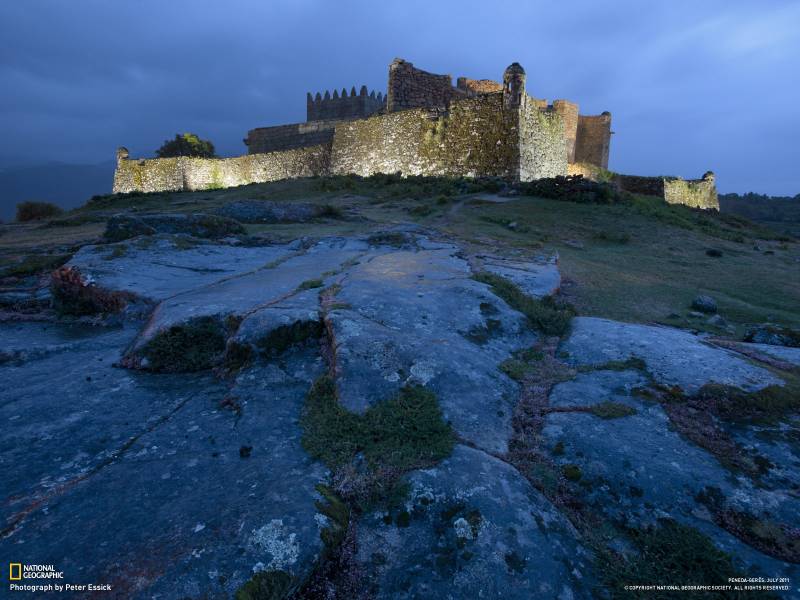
{"left": 306, "top": 85, "right": 384, "bottom": 121}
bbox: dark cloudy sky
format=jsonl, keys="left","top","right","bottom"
{"left": 1, "top": 0, "right": 799, "bottom": 194}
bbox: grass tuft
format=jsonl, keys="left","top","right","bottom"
{"left": 301, "top": 376, "right": 455, "bottom": 472}
{"left": 472, "top": 271, "right": 575, "bottom": 336}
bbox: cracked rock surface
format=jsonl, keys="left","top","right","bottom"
{"left": 2, "top": 232, "right": 798, "bottom": 598}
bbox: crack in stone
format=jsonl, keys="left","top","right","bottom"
{"left": 1, "top": 393, "right": 195, "bottom": 539}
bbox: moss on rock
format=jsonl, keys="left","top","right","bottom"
{"left": 141, "top": 316, "right": 227, "bottom": 372}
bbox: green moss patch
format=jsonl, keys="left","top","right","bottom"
{"left": 297, "top": 278, "right": 324, "bottom": 291}
{"left": 235, "top": 569, "right": 292, "bottom": 600}
{"left": 141, "top": 316, "right": 227, "bottom": 372}
{"left": 577, "top": 356, "right": 647, "bottom": 373}
{"left": 499, "top": 347, "right": 544, "bottom": 381}
{"left": 462, "top": 317, "right": 502, "bottom": 345}
{"left": 697, "top": 487, "right": 800, "bottom": 564}
{"left": 562, "top": 464, "right": 582, "bottom": 482}
{"left": 599, "top": 519, "right": 754, "bottom": 599}
{"left": 1, "top": 253, "right": 71, "bottom": 278}
{"left": 588, "top": 401, "right": 637, "bottom": 419}
{"left": 257, "top": 319, "right": 323, "bottom": 356}
{"left": 472, "top": 271, "right": 575, "bottom": 336}
{"left": 691, "top": 381, "right": 800, "bottom": 424}
{"left": 301, "top": 376, "right": 455, "bottom": 472}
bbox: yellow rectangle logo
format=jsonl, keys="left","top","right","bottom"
{"left": 9, "top": 563, "right": 22, "bottom": 580}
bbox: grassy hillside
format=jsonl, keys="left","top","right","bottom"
{"left": 2, "top": 175, "right": 798, "bottom": 339}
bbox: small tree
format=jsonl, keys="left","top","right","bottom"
{"left": 16, "top": 201, "right": 63, "bottom": 222}
{"left": 156, "top": 133, "right": 216, "bottom": 158}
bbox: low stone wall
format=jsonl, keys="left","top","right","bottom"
{"left": 615, "top": 172, "right": 719, "bottom": 210}
{"left": 614, "top": 174, "right": 665, "bottom": 197}
{"left": 112, "top": 145, "right": 331, "bottom": 194}
{"left": 663, "top": 174, "right": 719, "bottom": 210}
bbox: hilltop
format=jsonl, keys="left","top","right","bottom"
{"left": 1, "top": 177, "right": 799, "bottom": 598}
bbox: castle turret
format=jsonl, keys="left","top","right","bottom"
{"left": 503, "top": 63, "right": 526, "bottom": 110}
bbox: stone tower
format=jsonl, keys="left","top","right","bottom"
{"left": 503, "top": 63, "right": 526, "bottom": 110}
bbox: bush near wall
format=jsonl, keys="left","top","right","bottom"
{"left": 156, "top": 133, "right": 216, "bottom": 158}
{"left": 517, "top": 175, "right": 620, "bottom": 204}
{"left": 16, "top": 201, "right": 63, "bottom": 222}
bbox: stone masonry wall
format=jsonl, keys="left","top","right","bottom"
{"left": 456, "top": 77, "right": 503, "bottom": 96}
{"left": 329, "top": 93, "right": 519, "bottom": 179}
{"left": 518, "top": 102, "right": 568, "bottom": 182}
{"left": 386, "top": 59, "right": 465, "bottom": 112}
{"left": 244, "top": 120, "right": 339, "bottom": 154}
{"left": 552, "top": 100, "right": 579, "bottom": 163}
{"left": 663, "top": 173, "right": 719, "bottom": 210}
{"left": 112, "top": 145, "right": 331, "bottom": 194}
{"left": 575, "top": 113, "right": 612, "bottom": 169}
{"left": 615, "top": 172, "right": 719, "bottom": 210}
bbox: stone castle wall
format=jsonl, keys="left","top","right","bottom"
{"left": 456, "top": 77, "right": 503, "bottom": 96}
{"left": 111, "top": 58, "right": 715, "bottom": 211}
{"left": 386, "top": 59, "right": 466, "bottom": 112}
{"left": 552, "top": 100, "right": 579, "bottom": 163}
{"left": 330, "top": 93, "right": 525, "bottom": 180}
{"left": 519, "top": 102, "right": 568, "bottom": 181}
{"left": 575, "top": 113, "right": 611, "bottom": 169}
{"left": 115, "top": 91, "right": 570, "bottom": 193}
{"left": 112, "top": 145, "right": 331, "bottom": 194}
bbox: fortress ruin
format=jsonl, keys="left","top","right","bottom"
{"left": 113, "top": 58, "right": 718, "bottom": 209}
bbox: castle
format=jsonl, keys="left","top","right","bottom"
{"left": 113, "top": 58, "right": 718, "bottom": 209}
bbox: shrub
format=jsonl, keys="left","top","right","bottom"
{"left": 50, "top": 266, "right": 133, "bottom": 315}
{"left": 516, "top": 175, "right": 620, "bottom": 204}
{"left": 140, "top": 316, "right": 227, "bottom": 372}
{"left": 599, "top": 519, "right": 751, "bottom": 599}
{"left": 155, "top": 132, "right": 216, "bottom": 158}
{"left": 16, "top": 201, "right": 63, "bottom": 222}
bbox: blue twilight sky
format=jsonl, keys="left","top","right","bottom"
{"left": 1, "top": 0, "right": 799, "bottom": 194}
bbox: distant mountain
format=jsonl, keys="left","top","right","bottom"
{"left": 719, "top": 192, "right": 800, "bottom": 238}
{"left": 0, "top": 160, "right": 116, "bottom": 222}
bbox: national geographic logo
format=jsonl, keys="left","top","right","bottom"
{"left": 8, "top": 563, "right": 64, "bottom": 580}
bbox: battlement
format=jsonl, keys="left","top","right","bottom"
{"left": 306, "top": 86, "right": 384, "bottom": 121}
